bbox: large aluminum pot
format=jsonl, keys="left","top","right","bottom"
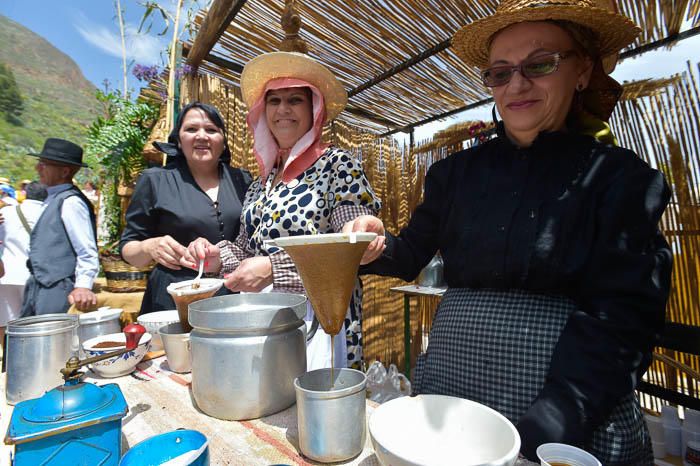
{"left": 6, "top": 314, "right": 79, "bottom": 405}
{"left": 188, "top": 293, "right": 307, "bottom": 420}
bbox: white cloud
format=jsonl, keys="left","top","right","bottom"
{"left": 75, "top": 13, "right": 166, "bottom": 65}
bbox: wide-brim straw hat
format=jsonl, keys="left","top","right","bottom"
{"left": 240, "top": 52, "right": 347, "bottom": 121}
{"left": 452, "top": 0, "right": 641, "bottom": 68}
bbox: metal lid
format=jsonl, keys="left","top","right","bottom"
{"left": 188, "top": 293, "right": 307, "bottom": 332}
{"left": 23, "top": 382, "right": 114, "bottom": 422}
{"left": 6, "top": 314, "right": 78, "bottom": 337}
{"left": 78, "top": 307, "right": 123, "bottom": 324}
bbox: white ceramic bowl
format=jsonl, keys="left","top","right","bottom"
{"left": 137, "top": 310, "right": 179, "bottom": 351}
{"left": 368, "top": 394, "right": 520, "bottom": 466}
{"left": 82, "top": 332, "right": 152, "bottom": 378}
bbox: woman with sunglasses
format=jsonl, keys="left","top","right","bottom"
{"left": 349, "top": 0, "right": 672, "bottom": 462}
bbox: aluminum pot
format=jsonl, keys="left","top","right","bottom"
{"left": 78, "top": 307, "right": 123, "bottom": 346}
{"left": 188, "top": 293, "right": 307, "bottom": 420}
{"left": 5, "top": 314, "right": 79, "bottom": 405}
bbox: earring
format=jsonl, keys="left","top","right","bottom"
{"left": 576, "top": 83, "right": 584, "bottom": 92}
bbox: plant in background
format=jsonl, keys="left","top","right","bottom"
{"left": 132, "top": 63, "right": 194, "bottom": 102}
{"left": 84, "top": 89, "right": 159, "bottom": 256}
{"left": 0, "top": 63, "right": 24, "bottom": 125}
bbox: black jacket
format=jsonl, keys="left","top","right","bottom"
{"left": 362, "top": 125, "right": 673, "bottom": 458}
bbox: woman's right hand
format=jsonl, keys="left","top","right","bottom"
{"left": 181, "top": 237, "right": 222, "bottom": 273}
{"left": 342, "top": 215, "right": 386, "bottom": 264}
{"left": 143, "top": 235, "right": 187, "bottom": 270}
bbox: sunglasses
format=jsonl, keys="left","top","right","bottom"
{"left": 480, "top": 51, "right": 577, "bottom": 87}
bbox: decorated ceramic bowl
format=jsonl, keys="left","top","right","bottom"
{"left": 82, "top": 332, "right": 152, "bottom": 378}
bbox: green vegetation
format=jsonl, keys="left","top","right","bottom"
{"left": 0, "top": 63, "right": 24, "bottom": 124}
{"left": 0, "top": 15, "right": 100, "bottom": 183}
{"left": 84, "top": 91, "right": 159, "bottom": 253}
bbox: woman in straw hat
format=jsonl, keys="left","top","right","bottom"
{"left": 350, "top": 0, "right": 672, "bottom": 462}
{"left": 121, "top": 102, "right": 252, "bottom": 313}
{"left": 183, "top": 52, "right": 383, "bottom": 371}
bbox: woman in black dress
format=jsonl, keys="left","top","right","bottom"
{"left": 349, "top": 0, "right": 673, "bottom": 463}
{"left": 120, "top": 102, "right": 251, "bottom": 313}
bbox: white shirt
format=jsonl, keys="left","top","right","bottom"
{"left": 0, "top": 199, "right": 45, "bottom": 285}
{"left": 45, "top": 184, "right": 99, "bottom": 289}
{"left": 1, "top": 196, "right": 19, "bottom": 207}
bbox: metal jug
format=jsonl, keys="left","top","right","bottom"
{"left": 417, "top": 253, "right": 445, "bottom": 288}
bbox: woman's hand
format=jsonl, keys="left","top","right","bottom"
{"left": 181, "top": 237, "right": 222, "bottom": 274}
{"left": 342, "top": 215, "right": 386, "bottom": 265}
{"left": 143, "top": 235, "right": 187, "bottom": 270}
{"left": 223, "top": 256, "right": 273, "bottom": 292}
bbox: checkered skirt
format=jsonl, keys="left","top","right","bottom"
{"left": 413, "top": 288, "right": 652, "bottom": 465}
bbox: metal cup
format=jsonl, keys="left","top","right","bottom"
{"left": 159, "top": 323, "right": 191, "bottom": 373}
{"left": 294, "top": 368, "right": 366, "bottom": 462}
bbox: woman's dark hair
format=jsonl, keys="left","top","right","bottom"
{"left": 167, "top": 101, "right": 232, "bottom": 163}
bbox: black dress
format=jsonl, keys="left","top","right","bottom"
{"left": 120, "top": 157, "right": 251, "bottom": 313}
{"left": 362, "top": 124, "right": 673, "bottom": 464}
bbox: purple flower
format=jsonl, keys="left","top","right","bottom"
{"left": 133, "top": 64, "right": 161, "bottom": 82}
{"left": 174, "top": 64, "right": 194, "bottom": 80}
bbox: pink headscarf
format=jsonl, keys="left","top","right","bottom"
{"left": 246, "top": 78, "right": 328, "bottom": 183}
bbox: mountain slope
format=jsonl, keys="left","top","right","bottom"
{"left": 0, "top": 15, "right": 100, "bottom": 182}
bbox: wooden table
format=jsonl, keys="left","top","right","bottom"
{"left": 0, "top": 356, "right": 381, "bottom": 466}
{"left": 389, "top": 285, "right": 446, "bottom": 378}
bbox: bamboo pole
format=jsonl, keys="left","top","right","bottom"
{"left": 164, "top": 0, "right": 184, "bottom": 166}
{"left": 116, "top": 0, "right": 128, "bottom": 97}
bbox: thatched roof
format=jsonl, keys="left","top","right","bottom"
{"left": 186, "top": 0, "right": 700, "bottom": 134}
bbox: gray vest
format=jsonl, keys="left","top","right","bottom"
{"left": 28, "top": 186, "right": 96, "bottom": 287}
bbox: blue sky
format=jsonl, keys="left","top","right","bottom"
{"left": 1, "top": 1, "right": 699, "bottom": 140}
{"left": 0, "top": 1, "right": 184, "bottom": 94}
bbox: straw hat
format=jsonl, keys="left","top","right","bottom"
{"left": 240, "top": 52, "right": 347, "bottom": 121}
{"left": 0, "top": 177, "right": 9, "bottom": 185}
{"left": 452, "top": 0, "right": 640, "bottom": 68}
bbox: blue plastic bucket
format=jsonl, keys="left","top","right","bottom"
{"left": 120, "top": 429, "right": 209, "bottom": 466}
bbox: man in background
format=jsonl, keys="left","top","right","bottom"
{"left": 21, "top": 138, "right": 98, "bottom": 316}
{"left": 0, "top": 182, "right": 47, "bottom": 342}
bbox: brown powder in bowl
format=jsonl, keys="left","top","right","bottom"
{"left": 92, "top": 341, "right": 125, "bottom": 349}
